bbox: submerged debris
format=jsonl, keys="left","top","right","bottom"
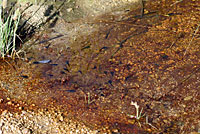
{"left": 33, "top": 60, "right": 51, "bottom": 64}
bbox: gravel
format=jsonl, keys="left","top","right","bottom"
{"left": 0, "top": 110, "right": 100, "bottom": 134}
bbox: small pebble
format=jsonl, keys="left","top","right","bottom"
{"left": 22, "top": 128, "right": 31, "bottom": 134}
{"left": 7, "top": 101, "right": 12, "bottom": 105}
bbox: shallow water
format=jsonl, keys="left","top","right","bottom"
{"left": 0, "top": 0, "right": 200, "bottom": 133}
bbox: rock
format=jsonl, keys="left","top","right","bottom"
{"left": 77, "top": 0, "right": 142, "bottom": 17}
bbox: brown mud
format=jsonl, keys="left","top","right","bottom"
{"left": 0, "top": 0, "right": 200, "bottom": 133}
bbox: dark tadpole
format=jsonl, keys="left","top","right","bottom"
{"left": 60, "top": 71, "right": 66, "bottom": 74}
{"left": 45, "top": 43, "right": 51, "bottom": 49}
{"left": 161, "top": 54, "right": 169, "bottom": 60}
{"left": 19, "top": 75, "right": 29, "bottom": 79}
{"left": 81, "top": 45, "right": 90, "bottom": 50}
{"left": 125, "top": 75, "right": 131, "bottom": 81}
{"left": 105, "top": 27, "right": 114, "bottom": 39}
{"left": 110, "top": 71, "right": 114, "bottom": 76}
{"left": 92, "top": 65, "right": 97, "bottom": 69}
{"left": 48, "top": 74, "right": 54, "bottom": 77}
{"left": 65, "top": 90, "right": 76, "bottom": 93}
{"left": 100, "top": 46, "right": 109, "bottom": 51}
{"left": 78, "top": 70, "right": 82, "bottom": 74}
{"left": 108, "top": 80, "right": 113, "bottom": 86}
{"left": 104, "top": 71, "right": 108, "bottom": 75}
{"left": 50, "top": 63, "right": 58, "bottom": 66}
{"left": 63, "top": 68, "right": 69, "bottom": 72}
{"left": 32, "top": 61, "right": 40, "bottom": 64}
{"left": 65, "top": 60, "right": 70, "bottom": 66}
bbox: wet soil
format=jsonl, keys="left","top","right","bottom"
{"left": 0, "top": 0, "right": 200, "bottom": 133}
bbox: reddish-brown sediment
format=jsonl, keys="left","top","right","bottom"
{"left": 0, "top": 0, "right": 199, "bottom": 133}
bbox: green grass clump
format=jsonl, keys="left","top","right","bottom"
{"left": 0, "top": 0, "right": 21, "bottom": 58}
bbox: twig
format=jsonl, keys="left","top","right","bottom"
{"left": 146, "top": 116, "right": 157, "bottom": 129}
{"left": 111, "top": 28, "right": 148, "bottom": 57}
{"left": 85, "top": 92, "right": 95, "bottom": 105}
{"left": 184, "top": 23, "right": 200, "bottom": 56}
{"left": 140, "top": 0, "right": 145, "bottom": 17}
{"left": 170, "top": 0, "right": 183, "bottom": 6}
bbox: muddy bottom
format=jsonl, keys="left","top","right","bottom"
{"left": 0, "top": 0, "right": 200, "bottom": 133}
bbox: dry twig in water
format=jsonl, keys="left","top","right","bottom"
{"left": 184, "top": 23, "right": 200, "bottom": 56}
